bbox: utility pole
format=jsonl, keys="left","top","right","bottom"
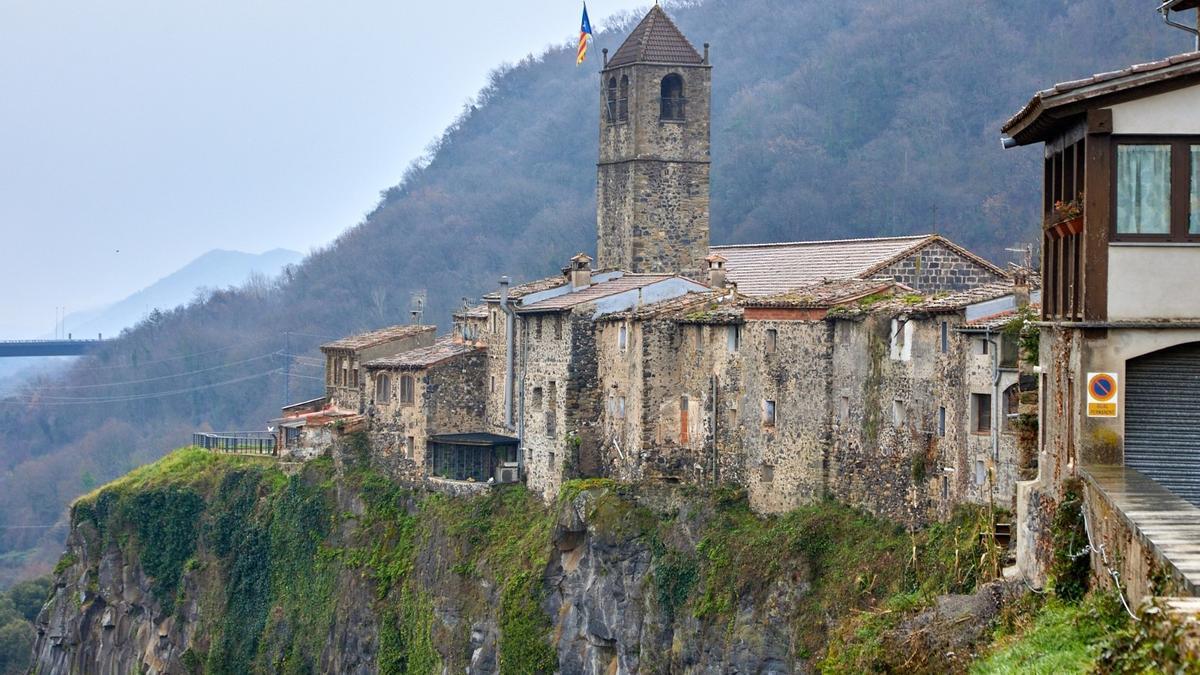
{"left": 282, "top": 331, "right": 291, "bottom": 406}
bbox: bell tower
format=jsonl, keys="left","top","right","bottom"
{"left": 596, "top": 6, "right": 711, "bottom": 278}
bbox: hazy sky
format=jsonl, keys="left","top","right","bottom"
{"left": 0, "top": 0, "right": 647, "bottom": 338}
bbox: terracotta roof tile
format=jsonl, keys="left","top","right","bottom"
{"left": 320, "top": 325, "right": 435, "bottom": 352}
{"left": 364, "top": 337, "right": 482, "bottom": 370}
{"left": 1004, "top": 51, "right": 1200, "bottom": 144}
{"left": 711, "top": 235, "right": 931, "bottom": 296}
{"left": 481, "top": 275, "right": 569, "bottom": 302}
{"left": 744, "top": 279, "right": 913, "bottom": 308}
{"left": 962, "top": 304, "right": 1040, "bottom": 331}
{"left": 607, "top": 6, "right": 703, "bottom": 68}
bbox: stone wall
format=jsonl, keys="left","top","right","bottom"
{"left": 521, "top": 312, "right": 578, "bottom": 502}
{"left": 825, "top": 313, "right": 974, "bottom": 527}
{"left": 597, "top": 60, "right": 711, "bottom": 278}
{"left": 869, "top": 241, "right": 1007, "bottom": 293}
{"left": 961, "top": 332, "right": 1023, "bottom": 511}
{"left": 366, "top": 351, "right": 487, "bottom": 482}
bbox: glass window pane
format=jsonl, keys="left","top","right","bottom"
{"left": 1192, "top": 146, "right": 1200, "bottom": 234}
{"left": 1117, "top": 145, "right": 1171, "bottom": 235}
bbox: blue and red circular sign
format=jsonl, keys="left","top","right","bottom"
{"left": 1089, "top": 373, "right": 1117, "bottom": 402}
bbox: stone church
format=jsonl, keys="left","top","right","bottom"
{"left": 274, "top": 6, "right": 1030, "bottom": 525}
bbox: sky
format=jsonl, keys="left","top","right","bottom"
{"left": 0, "top": 0, "right": 648, "bottom": 338}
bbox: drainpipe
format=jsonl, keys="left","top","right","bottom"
{"left": 517, "top": 318, "right": 528, "bottom": 475}
{"left": 710, "top": 374, "right": 719, "bottom": 484}
{"left": 1159, "top": 1, "right": 1200, "bottom": 50}
{"left": 499, "top": 277, "right": 516, "bottom": 431}
{"left": 987, "top": 329, "right": 1001, "bottom": 463}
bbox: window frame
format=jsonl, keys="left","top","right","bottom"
{"left": 400, "top": 375, "right": 415, "bottom": 406}
{"left": 659, "top": 73, "right": 686, "bottom": 122}
{"left": 763, "top": 399, "right": 777, "bottom": 428}
{"left": 971, "top": 393, "right": 992, "bottom": 434}
{"left": 1110, "top": 136, "right": 1200, "bottom": 243}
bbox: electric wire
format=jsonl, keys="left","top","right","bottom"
{"left": 25, "top": 352, "right": 283, "bottom": 390}
{"left": 1, "top": 369, "right": 281, "bottom": 405}
{"left": 53, "top": 334, "right": 279, "bottom": 372}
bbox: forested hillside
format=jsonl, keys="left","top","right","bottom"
{"left": 0, "top": 0, "right": 1190, "bottom": 584}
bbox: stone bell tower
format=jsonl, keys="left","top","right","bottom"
{"left": 596, "top": 6, "right": 711, "bottom": 279}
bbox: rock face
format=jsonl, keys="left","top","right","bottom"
{"left": 31, "top": 475, "right": 819, "bottom": 674}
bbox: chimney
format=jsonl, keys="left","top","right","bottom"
{"left": 569, "top": 253, "right": 593, "bottom": 290}
{"left": 1012, "top": 268, "right": 1031, "bottom": 308}
{"left": 705, "top": 254, "right": 728, "bottom": 289}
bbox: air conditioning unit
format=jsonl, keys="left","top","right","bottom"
{"left": 496, "top": 463, "right": 520, "bottom": 484}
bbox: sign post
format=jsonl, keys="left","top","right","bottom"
{"left": 1086, "top": 372, "right": 1119, "bottom": 418}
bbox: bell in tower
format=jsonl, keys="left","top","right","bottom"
{"left": 596, "top": 6, "right": 711, "bottom": 279}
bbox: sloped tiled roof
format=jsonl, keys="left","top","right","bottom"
{"left": 454, "top": 304, "right": 489, "bottom": 319}
{"left": 364, "top": 337, "right": 482, "bottom": 370}
{"left": 321, "top": 325, "right": 435, "bottom": 352}
{"left": 607, "top": 6, "right": 704, "bottom": 68}
{"left": 518, "top": 274, "right": 678, "bottom": 313}
{"left": 480, "top": 275, "right": 569, "bottom": 302}
{"left": 962, "top": 304, "right": 1040, "bottom": 331}
{"left": 744, "top": 280, "right": 913, "bottom": 309}
{"left": 711, "top": 235, "right": 931, "bottom": 296}
{"left": 1004, "top": 51, "right": 1200, "bottom": 146}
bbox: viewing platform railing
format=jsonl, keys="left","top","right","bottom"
{"left": 193, "top": 431, "right": 277, "bottom": 456}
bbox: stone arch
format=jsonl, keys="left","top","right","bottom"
{"left": 660, "top": 73, "right": 685, "bottom": 120}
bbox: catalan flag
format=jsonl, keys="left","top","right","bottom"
{"left": 577, "top": 3, "right": 593, "bottom": 65}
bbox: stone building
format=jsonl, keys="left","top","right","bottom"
{"left": 362, "top": 337, "right": 490, "bottom": 482}
{"left": 597, "top": 5, "right": 711, "bottom": 279}
{"left": 267, "top": 5, "right": 1038, "bottom": 530}
{"left": 1003, "top": 48, "right": 1200, "bottom": 598}
{"left": 319, "top": 325, "right": 436, "bottom": 412}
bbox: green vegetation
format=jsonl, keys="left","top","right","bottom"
{"left": 0, "top": 576, "right": 51, "bottom": 675}
{"left": 1050, "top": 479, "right": 1091, "bottom": 602}
{"left": 972, "top": 594, "right": 1127, "bottom": 674}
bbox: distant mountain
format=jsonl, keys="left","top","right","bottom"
{"left": 63, "top": 248, "right": 303, "bottom": 340}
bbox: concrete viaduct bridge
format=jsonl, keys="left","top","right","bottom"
{"left": 0, "top": 339, "right": 107, "bottom": 358}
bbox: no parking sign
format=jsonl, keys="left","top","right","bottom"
{"left": 1087, "top": 372, "right": 1119, "bottom": 418}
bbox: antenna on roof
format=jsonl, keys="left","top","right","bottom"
{"left": 1158, "top": 0, "right": 1200, "bottom": 50}
{"left": 410, "top": 290, "right": 427, "bottom": 325}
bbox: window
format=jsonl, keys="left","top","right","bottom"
{"left": 606, "top": 77, "right": 618, "bottom": 122}
{"left": 618, "top": 75, "right": 629, "bottom": 121}
{"left": 554, "top": 316, "right": 563, "bottom": 340}
{"left": 618, "top": 396, "right": 626, "bottom": 419}
{"left": 890, "top": 319, "right": 912, "bottom": 361}
{"left": 536, "top": 316, "right": 543, "bottom": 339}
{"left": 618, "top": 324, "right": 628, "bottom": 352}
{"left": 763, "top": 400, "right": 776, "bottom": 427}
{"left": 765, "top": 328, "right": 778, "bottom": 354}
{"left": 400, "top": 375, "right": 415, "bottom": 405}
{"left": 972, "top": 393, "right": 992, "bottom": 433}
{"left": 660, "top": 74, "right": 685, "bottom": 121}
{"left": 761, "top": 464, "right": 775, "bottom": 484}
{"left": 375, "top": 374, "right": 391, "bottom": 402}
{"left": 839, "top": 396, "right": 850, "bottom": 423}
{"left": 892, "top": 400, "right": 907, "bottom": 428}
{"left": 405, "top": 436, "right": 415, "bottom": 460}
{"left": 679, "top": 396, "right": 689, "bottom": 444}
{"left": 978, "top": 338, "right": 990, "bottom": 356}
{"left": 350, "top": 367, "right": 359, "bottom": 388}
{"left": 532, "top": 386, "right": 543, "bottom": 410}
{"left": 1117, "top": 144, "right": 1171, "bottom": 235}
{"left": 491, "top": 376, "right": 495, "bottom": 393}
{"left": 940, "top": 321, "right": 949, "bottom": 354}
{"left": 1192, "top": 146, "right": 1200, "bottom": 234}
{"left": 1003, "top": 384, "right": 1020, "bottom": 433}
{"left": 938, "top": 406, "right": 947, "bottom": 437}
{"left": 727, "top": 325, "right": 740, "bottom": 352}
{"left": 545, "top": 411, "right": 557, "bottom": 437}
{"left": 942, "top": 476, "right": 949, "bottom": 500}
{"left": 974, "top": 460, "right": 987, "bottom": 486}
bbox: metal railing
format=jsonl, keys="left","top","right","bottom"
{"left": 193, "top": 431, "right": 277, "bottom": 456}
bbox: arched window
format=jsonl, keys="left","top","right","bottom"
{"left": 618, "top": 75, "right": 629, "bottom": 122}
{"left": 400, "top": 375, "right": 415, "bottom": 405}
{"left": 375, "top": 374, "right": 391, "bottom": 403}
{"left": 606, "top": 77, "right": 618, "bottom": 122}
{"left": 660, "top": 74, "right": 685, "bottom": 121}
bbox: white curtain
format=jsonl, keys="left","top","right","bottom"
{"left": 1192, "top": 146, "right": 1200, "bottom": 234}
{"left": 1117, "top": 145, "right": 1171, "bottom": 235}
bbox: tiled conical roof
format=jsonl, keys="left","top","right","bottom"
{"left": 607, "top": 6, "right": 703, "bottom": 68}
